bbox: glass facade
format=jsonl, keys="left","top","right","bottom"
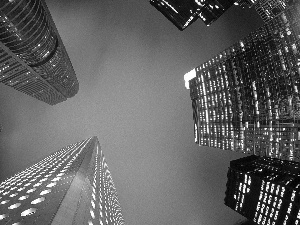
{"left": 149, "top": 0, "right": 201, "bottom": 30}
{"left": 236, "top": 0, "right": 259, "bottom": 9}
{"left": 0, "top": 0, "right": 79, "bottom": 104}
{"left": 255, "top": 0, "right": 291, "bottom": 23}
{"left": 237, "top": 0, "right": 293, "bottom": 23}
{"left": 225, "top": 155, "right": 300, "bottom": 225}
{"left": 149, "top": 0, "right": 235, "bottom": 29}
{"left": 0, "top": 137, "right": 125, "bottom": 225}
{"left": 0, "top": 46, "right": 67, "bottom": 105}
{"left": 187, "top": 1, "right": 300, "bottom": 162}
{"left": 197, "top": 0, "right": 236, "bottom": 26}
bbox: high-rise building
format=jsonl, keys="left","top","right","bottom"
{"left": 0, "top": 0, "right": 79, "bottom": 105}
{"left": 225, "top": 155, "right": 300, "bottom": 225}
{"left": 149, "top": 0, "right": 236, "bottom": 30}
{"left": 0, "top": 137, "right": 125, "bottom": 225}
{"left": 184, "top": 1, "right": 300, "bottom": 161}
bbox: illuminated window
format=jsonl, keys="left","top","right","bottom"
{"left": 31, "top": 197, "right": 45, "bottom": 205}
{"left": 40, "top": 189, "right": 51, "bottom": 195}
{"left": 19, "top": 195, "right": 29, "bottom": 201}
{"left": 0, "top": 200, "right": 10, "bottom": 205}
{"left": 46, "top": 182, "right": 57, "bottom": 188}
{"left": 21, "top": 208, "right": 36, "bottom": 217}
{"left": 9, "top": 193, "right": 18, "bottom": 197}
{"left": 8, "top": 203, "right": 21, "bottom": 209}
{"left": 0, "top": 214, "right": 8, "bottom": 220}
{"left": 26, "top": 188, "right": 36, "bottom": 194}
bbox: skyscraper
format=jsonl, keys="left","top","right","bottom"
{"left": 149, "top": 0, "right": 236, "bottom": 30}
{"left": 184, "top": 1, "right": 300, "bottom": 161}
{"left": 225, "top": 155, "right": 300, "bottom": 225}
{"left": 0, "top": 137, "right": 125, "bottom": 225}
{"left": 0, "top": 0, "right": 79, "bottom": 105}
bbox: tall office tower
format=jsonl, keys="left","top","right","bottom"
{"left": 184, "top": 1, "right": 300, "bottom": 161}
{"left": 225, "top": 155, "right": 300, "bottom": 225}
{"left": 0, "top": 0, "right": 79, "bottom": 105}
{"left": 149, "top": 0, "right": 236, "bottom": 30}
{"left": 0, "top": 137, "right": 125, "bottom": 225}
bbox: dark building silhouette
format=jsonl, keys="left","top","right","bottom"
{"left": 225, "top": 155, "right": 300, "bottom": 225}
{"left": 149, "top": 0, "right": 236, "bottom": 30}
{"left": 197, "top": 0, "right": 236, "bottom": 26}
{"left": 0, "top": 137, "right": 125, "bottom": 225}
{"left": 236, "top": 0, "right": 257, "bottom": 9}
{"left": 0, "top": 0, "right": 79, "bottom": 105}
{"left": 184, "top": 1, "right": 300, "bottom": 162}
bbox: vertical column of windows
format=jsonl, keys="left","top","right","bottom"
{"left": 200, "top": 68, "right": 210, "bottom": 146}
{"left": 0, "top": 138, "right": 86, "bottom": 224}
{"left": 234, "top": 173, "right": 252, "bottom": 213}
{"left": 254, "top": 180, "right": 285, "bottom": 225}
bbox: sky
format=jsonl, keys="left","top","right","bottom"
{"left": 0, "top": 1, "right": 263, "bottom": 224}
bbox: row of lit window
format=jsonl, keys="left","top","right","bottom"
{"left": 234, "top": 174, "right": 252, "bottom": 212}
{"left": 89, "top": 142, "right": 124, "bottom": 225}
{"left": 0, "top": 139, "right": 86, "bottom": 193}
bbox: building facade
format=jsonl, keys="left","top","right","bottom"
{"left": 197, "top": 0, "right": 236, "bottom": 26}
{"left": 149, "top": 0, "right": 235, "bottom": 30}
{"left": 254, "top": 0, "right": 292, "bottom": 23}
{"left": 237, "top": 0, "right": 294, "bottom": 23}
{"left": 185, "top": 1, "right": 300, "bottom": 161}
{"left": 149, "top": 0, "right": 200, "bottom": 30}
{"left": 225, "top": 155, "right": 300, "bottom": 225}
{"left": 0, "top": 137, "right": 125, "bottom": 225}
{"left": 0, "top": 0, "right": 79, "bottom": 105}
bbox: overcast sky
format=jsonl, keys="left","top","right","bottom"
{"left": 0, "top": 1, "right": 263, "bottom": 224}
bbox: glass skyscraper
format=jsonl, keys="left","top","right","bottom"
{"left": 225, "top": 155, "right": 300, "bottom": 225}
{"left": 0, "top": 137, "right": 125, "bottom": 225}
{"left": 149, "top": 0, "right": 236, "bottom": 30}
{"left": 0, "top": 0, "right": 79, "bottom": 105}
{"left": 184, "top": 1, "right": 300, "bottom": 161}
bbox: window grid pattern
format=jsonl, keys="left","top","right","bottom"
{"left": 0, "top": 138, "right": 90, "bottom": 224}
{"left": 0, "top": 137, "right": 125, "bottom": 224}
{"left": 74, "top": 139, "right": 125, "bottom": 225}
{"left": 225, "top": 155, "right": 300, "bottom": 225}
{"left": 255, "top": 0, "right": 290, "bottom": 23}
{"left": 189, "top": 1, "right": 300, "bottom": 162}
{"left": 234, "top": 174, "right": 252, "bottom": 213}
{"left": 0, "top": 0, "right": 79, "bottom": 101}
{"left": 149, "top": 0, "right": 235, "bottom": 30}
{"left": 198, "top": 0, "right": 236, "bottom": 26}
{"left": 0, "top": 47, "right": 67, "bottom": 105}
{"left": 253, "top": 181, "right": 285, "bottom": 225}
